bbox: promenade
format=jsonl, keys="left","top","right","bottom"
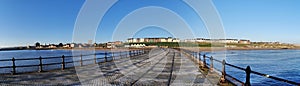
{"left": 0, "top": 48, "right": 219, "bottom": 85}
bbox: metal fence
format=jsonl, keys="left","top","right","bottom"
{"left": 181, "top": 49, "right": 300, "bottom": 86}
{"left": 0, "top": 49, "right": 146, "bottom": 75}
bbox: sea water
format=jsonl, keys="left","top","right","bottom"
{"left": 207, "top": 50, "right": 300, "bottom": 85}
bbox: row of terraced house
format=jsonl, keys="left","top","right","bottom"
{"left": 128, "top": 37, "right": 250, "bottom": 44}
{"left": 183, "top": 38, "right": 251, "bottom": 44}
{"left": 127, "top": 37, "right": 180, "bottom": 43}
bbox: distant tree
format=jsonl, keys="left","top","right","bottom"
{"left": 94, "top": 43, "right": 98, "bottom": 47}
{"left": 58, "top": 43, "right": 64, "bottom": 47}
{"left": 35, "top": 42, "right": 41, "bottom": 47}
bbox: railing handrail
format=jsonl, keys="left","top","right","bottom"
{"left": 0, "top": 49, "right": 148, "bottom": 75}
{"left": 181, "top": 49, "right": 300, "bottom": 85}
{"left": 0, "top": 51, "right": 132, "bottom": 62}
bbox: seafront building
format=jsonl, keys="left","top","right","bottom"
{"left": 127, "top": 37, "right": 251, "bottom": 46}
{"left": 238, "top": 40, "right": 251, "bottom": 44}
{"left": 184, "top": 38, "right": 250, "bottom": 44}
{"left": 126, "top": 37, "right": 179, "bottom": 48}
{"left": 33, "top": 38, "right": 294, "bottom": 49}
{"left": 106, "top": 41, "right": 123, "bottom": 48}
{"left": 127, "top": 37, "right": 180, "bottom": 43}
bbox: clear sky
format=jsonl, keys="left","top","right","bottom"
{"left": 0, "top": 0, "right": 300, "bottom": 47}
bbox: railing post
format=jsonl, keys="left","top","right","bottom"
{"left": 192, "top": 52, "right": 195, "bottom": 61}
{"left": 191, "top": 52, "right": 195, "bottom": 57}
{"left": 11, "top": 57, "right": 16, "bottom": 75}
{"left": 140, "top": 50, "right": 142, "bottom": 55}
{"left": 245, "top": 66, "right": 251, "bottom": 86}
{"left": 112, "top": 52, "right": 114, "bottom": 60}
{"left": 119, "top": 51, "right": 120, "bottom": 58}
{"left": 129, "top": 51, "right": 131, "bottom": 57}
{"left": 129, "top": 50, "right": 131, "bottom": 57}
{"left": 119, "top": 51, "right": 122, "bottom": 58}
{"left": 139, "top": 50, "right": 141, "bottom": 55}
{"left": 39, "top": 56, "right": 43, "bottom": 72}
{"left": 62, "top": 55, "right": 65, "bottom": 70}
{"left": 210, "top": 56, "right": 214, "bottom": 72}
{"left": 104, "top": 52, "right": 107, "bottom": 62}
{"left": 196, "top": 52, "right": 199, "bottom": 63}
{"left": 133, "top": 50, "right": 135, "bottom": 56}
{"left": 199, "top": 53, "right": 201, "bottom": 61}
{"left": 220, "top": 60, "right": 226, "bottom": 83}
{"left": 142, "top": 49, "right": 145, "bottom": 54}
{"left": 136, "top": 50, "right": 138, "bottom": 56}
{"left": 126, "top": 51, "right": 128, "bottom": 57}
{"left": 94, "top": 53, "right": 97, "bottom": 64}
{"left": 193, "top": 52, "right": 195, "bottom": 58}
{"left": 202, "top": 54, "right": 207, "bottom": 68}
{"left": 80, "top": 54, "right": 83, "bottom": 66}
{"left": 132, "top": 50, "right": 134, "bottom": 56}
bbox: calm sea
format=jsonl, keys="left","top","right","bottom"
{"left": 0, "top": 49, "right": 299, "bottom": 85}
{"left": 207, "top": 50, "right": 300, "bottom": 86}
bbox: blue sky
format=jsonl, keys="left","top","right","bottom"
{"left": 0, "top": 0, "right": 300, "bottom": 47}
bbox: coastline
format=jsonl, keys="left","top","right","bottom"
{"left": 179, "top": 47, "right": 300, "bottom": 52}
{"left": 1, "top": 47, "right": 299, "bottom": 51}
{"left": 59, "top": 47, "right": 300, "bottom": 52}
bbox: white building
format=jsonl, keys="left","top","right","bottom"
{"left": 130, "top": 44, "right": 146, "bottom": 48}
{"left": 184, "top": 38, "right": 211, "bottom": 43}
{"left": 223, "top": 39, "right": 239, "bottom": 44}
{"left": 238, "top": 40, "right": 251, "bottom": 44}
{"left": 127, "top": 37, "right": 180, "bottom": 43}
{"left": 160, "top": 38, "right": 168, "bottom": 42}
{"left": 172, "top": 38, "right": 180, "bottom": 42}
{"left": 184, "top": 38, "right": 240, "bottom": 44}
{"left": 167, "top": 37, "right": 173, "bottom": 42}
{"left": 70, "top": 43, "right": 75, "bottom": 48}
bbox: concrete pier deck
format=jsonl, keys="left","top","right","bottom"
{"left": 0, "top": 48, "right": 220, "bottom": 86}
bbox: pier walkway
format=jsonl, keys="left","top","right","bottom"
{"left": 0, "top": 48, "right": 219, "bottom": 85}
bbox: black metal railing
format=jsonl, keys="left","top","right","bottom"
{"left": 0, "top": 49, "right": 147, "bottom": 75}
{"left": 181, "top": 49, "right": 300, "bottom": 86}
